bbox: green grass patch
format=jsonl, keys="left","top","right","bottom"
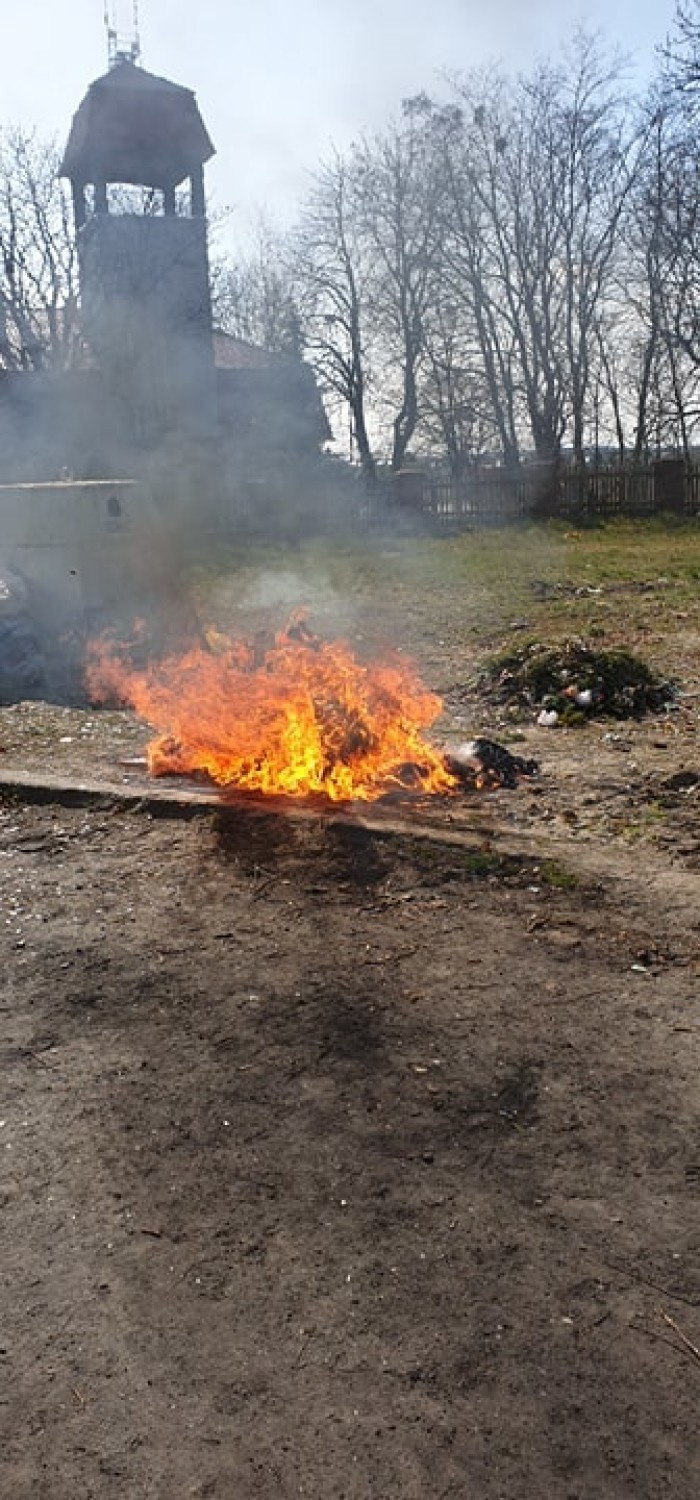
{"left": 407, "top": 843, "right": 582, "bottom": 891}
{"left": 189, "top": 519, "right": 699, "bottom": 682}
{"left": 537, "top": 860, "right": 580, "bottom": 891}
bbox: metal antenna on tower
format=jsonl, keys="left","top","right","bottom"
{"left": 104, "top": 1, "right": 141, "bottom": 68}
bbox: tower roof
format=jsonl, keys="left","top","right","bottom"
{"left": 60, "top": 61, "right": 215, "bottom": 190}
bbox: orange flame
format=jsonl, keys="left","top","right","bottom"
{"left": 85, "top": 615, "right": 456, "bottom": 803}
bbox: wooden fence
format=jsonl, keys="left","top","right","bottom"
{"left": 374, "top": 459, "right": 700, "bottom": 529}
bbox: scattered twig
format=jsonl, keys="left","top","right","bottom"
{"left": 603, "top": 1258, "right": 700, "bottom": 1308}
{"left": 36, "top": 1311, "right": 74, "bottom": 1358}
{"left": 24, "top": 1047, "right": 56, "bottom": 1070}
{"left": 630, "top": 1321, "right": 686, "bottom": 1360}
{"left": 591, "top": 1310, "right": 612, "bottom": 1329}
{"left": 526, "top": 915, "right": 550, "bottom": 932}
{"left": 361, "top": 945, "right": 419, "bottom": 966}
{"left": 658, "top": 1306, "right": 700, "bottom": 1365}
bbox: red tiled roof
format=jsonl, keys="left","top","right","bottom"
{"left": 212, "top": 332, "right": 275, "bottom": 370}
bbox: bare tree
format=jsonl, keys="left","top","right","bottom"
{"left": 660, "top": 1, "right": 700, "bottom": 89}
{"left": 276, "top": 22, "right": 700, "bottom": 478}
{"left": 420, "top": 295, "right": 499, "bottom": 475}
{"left": 290, "top": 105, "right": 454, "bottom": 478}
{"left": 552, "top": 36, "right": 642, "bottom": 465}
{"left": 657, "top": 11, "right": 700, "bottom": 382}
{"left": 292, "top": 153, "right": 377, "bottom": 481}
{"left": 0, "top": 128, "right": 80, "bottom": 371}
{"left": 350, "top": 102, "right": 448, "bottom": 470}
{"left": 437, "top": 40, "right": 638, "bottom": 469}
{"left": 431, "top": 81, "right": 524, "bottom": 468}
{"left": 211, "top": 218, "right": 302, "bottom": 355}
{"left": 622, "top": 12, "right": 700, "bottom": 457}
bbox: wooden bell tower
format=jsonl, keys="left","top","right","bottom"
{"left": 60, "top": 35, "right": 217, "bottom": 444}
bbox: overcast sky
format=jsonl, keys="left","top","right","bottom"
{"left": 2, "top": 0, "right": 680, "bottom": 244}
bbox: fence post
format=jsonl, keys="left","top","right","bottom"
{"left": 653, "top": 458, "right": 687, "bottom": 515}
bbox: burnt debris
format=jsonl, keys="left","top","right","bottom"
{"left": 444, "top": 738, "right": 539, "bottom": 790}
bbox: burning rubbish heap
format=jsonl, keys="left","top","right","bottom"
{"left": 477, "top": 639, "right": 676, "bottom": 726}
{"left": 86, "top": 614, "right": 538, "bottom": 802}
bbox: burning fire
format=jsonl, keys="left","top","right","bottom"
{"left": 85, "top": 614, "right": 457, "bottom": 802}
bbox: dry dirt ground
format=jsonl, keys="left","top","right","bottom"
{"left": 1, "top": 577, "right": 700, "bottom": 1498}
